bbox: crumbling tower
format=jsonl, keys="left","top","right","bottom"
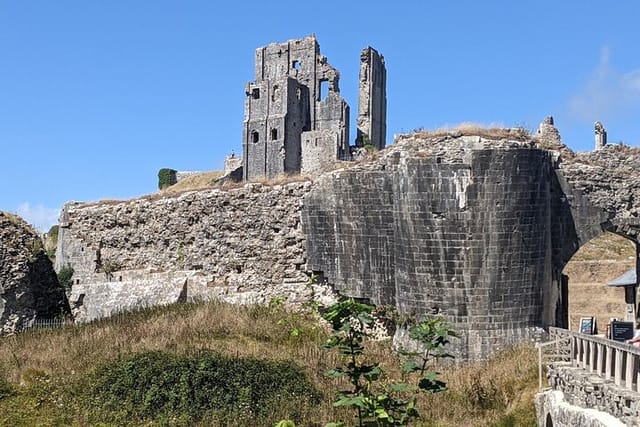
{"left": 356, "top": 47, "right": 387, "bottom": 150}
{"left": 242, "top": 36, "right": 350, "bottom": 180}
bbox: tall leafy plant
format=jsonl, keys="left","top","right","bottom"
{"left": 322, "top": 299, "right": 456, "bottom": 427}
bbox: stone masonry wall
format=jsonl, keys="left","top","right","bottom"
{"left": 536, "top": 363, "right": 640, "bottom": 426}
{"left": 56, "top": 130, "right": 632, "bottom": 361}
{"left": 302, "top": 144, "right": 556, "bottom": 360}
{"left": 56, "top": 182, "right": 318, "bottom": 314}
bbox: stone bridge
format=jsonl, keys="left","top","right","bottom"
{"left": 536, "top": 327, "right": 640, "bottom": 426}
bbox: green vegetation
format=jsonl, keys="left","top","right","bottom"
{"left": 322, "top": 300, "right": 456, "bottom": 426}
{"left": 157, "top": 168, "right": 178, "bottom": 190}
{"left": 45, "top": 225, "right": 59, "bottom": 260}
{"left": 0, "top": 299, "right": 539, "bottom": 426}
{"left": 88, "top": 350, "right": 318, "bottom": 425}
{"left": 56, "top": 265, "right": 74, "bottom": 290}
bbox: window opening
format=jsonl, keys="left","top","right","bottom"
{"left": 271, "top": 128, "right": 278, "bottom": 140}
{"left": 251, "top": 131, "right": 259, "bottom": 143}
{"left": 320, "top": 80, "right": 329, "bottom": 101}
{"left": 251, "top": 88, "right": 260, "bottom": 99}
{"left": 271, "top": 85, "right": 279, "bottom": 102}
{"left": 292, "top": 60, "right": 301, "bottom": 70}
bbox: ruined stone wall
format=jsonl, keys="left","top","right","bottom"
{"left": 357, "top": 47, "right": 387, "bottom": 150}
{"left": 301, "top": 130, "right": 339, "bottom": 174}
{"left": 0, "top": 212, "right": 69, "bottom": 334}
{"left": 243, "top": 36, "right": 354, "bottom": 180}
{"left": 559, "top": 144, "right": 640, "bottom": 228}
{"left": 56, "top": 182, "right": 313, "bottom": 302}
{"left": 57, "top": 130, "right": 638, "bottom": 360}
{"left": 243, "top": 78, "right": 310, "bottom": 179}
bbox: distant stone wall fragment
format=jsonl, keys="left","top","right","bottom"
{"left": 356, "top": 47, "right": 387, "bottom": 150}
{"left": 595, "top": 121, "right": 607, "bottom": 150}
{"left": 0, "top": 212, "right": 69, "bottom": 334}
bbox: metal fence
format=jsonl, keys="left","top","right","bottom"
{"left": 17, "top": 318, "right": 68, "bottom": 332}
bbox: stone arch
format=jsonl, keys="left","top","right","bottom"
{"left": 549, "top": 155, "right": 640, "bottom": 330}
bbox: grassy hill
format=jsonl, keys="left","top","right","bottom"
{"left": 564, "top": 232, "right": 636, "bottom": 331}
{"left": 0, "top": 300, "right": 538, "bottom": 426}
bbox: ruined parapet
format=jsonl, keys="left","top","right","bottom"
{"left": 536, "top": 116, "right": 562, "bottom": 147}
{"left": 595, "top": 121, "right": 607, "bottom": 150}
{"left": 223, "top": 153, "right": 242, "bottom": 175}
{"left": 356, "top": 47, "right": 387, "bottom": 150}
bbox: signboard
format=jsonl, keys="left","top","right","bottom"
{"left": 611, "top": 321, "right": 635, "bottom": 342}
{"left": 579, "top": 316, "right": 595, "bottom": 335}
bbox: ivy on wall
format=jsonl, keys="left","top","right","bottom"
{"left": 157, "top": 168, "right": 177, "bottom": 190}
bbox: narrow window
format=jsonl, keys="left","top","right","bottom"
{"left": 271, "top": 85, "right": 279, "bottom": 102}
{"left": 320, "top": 80, "right": 329, "bottom": 101}
{"left": 251, "top": 88, "right": 260, "bottom": 99}
{"left": 271, "top": 128, "right": 278, "bottom": 140}
{"left": 292, "top": 60, "right": 301, "bottom": 70}
{"left": 251, "top": 131, "right": 259, "bottom": 143}
{"left": 295, "top": 87, "right": 301, "bottom": 100}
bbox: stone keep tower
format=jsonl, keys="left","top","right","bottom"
{"left": 243, "top": 36, "right": 350, "bottom": 180}
{"left": 356, "top": 47, "right": 387, "bottom": 150}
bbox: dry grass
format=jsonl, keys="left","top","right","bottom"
{"left": 564, "top": 232, "right": 636, "bottom": 332}
{"left": 569, "top": 232, "right": 636, "bottom": 262}
{"left": 162, "top": 171, "right": 224, "bottom": 193}
{"left": 0, "top": 300, "right": 539, "bottom": 426}
{"left": 218, "top": 173, "right": 311, "bottom": 190}
{"left": 398, "top": 123, "right": 531, "bottom": 142}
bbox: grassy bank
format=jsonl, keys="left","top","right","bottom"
{"left": 0, "top": 300, "right": 538, "bottom": 426}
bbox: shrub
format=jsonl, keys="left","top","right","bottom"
{"left": 57, "top": 265, "right": 74, "bottom": 290}
{"left": 86, "top": 350, "right": 320, "bottom": 425}
{"left": 157, "top": 168, "right": 177, "bottom": 190}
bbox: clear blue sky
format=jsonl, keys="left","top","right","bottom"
{"left": 1, "top": 1, "right": 639, "bottom": 230}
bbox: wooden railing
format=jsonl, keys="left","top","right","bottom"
{"left": 538, "top": 327, "right": 640, "bottom": 392}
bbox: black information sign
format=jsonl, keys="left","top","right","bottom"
{"left": 611, "top": 321, "right": 634, "bottom": 342}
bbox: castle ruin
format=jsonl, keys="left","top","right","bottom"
{"left": 356, "top": 47, "right": 387, "bottom": 150}
{"left": 242, "top": 36, "right": 386, "bottom": 180}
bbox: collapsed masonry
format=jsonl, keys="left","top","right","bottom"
{"left": 242, "top": 36, "right": 386, "bottom": 180}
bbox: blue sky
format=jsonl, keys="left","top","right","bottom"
{"left": 1, "top": 1, "right": 639, "bottom": 231}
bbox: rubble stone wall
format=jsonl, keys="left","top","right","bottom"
{"left": 56, "top": 182, "right": 314, "bottom": 304}
{"left": 0, "top": 212, "right": 69, "bottom": 334}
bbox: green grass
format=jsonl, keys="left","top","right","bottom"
{"left": 0, "top": 300, "right": 539, "bottom": 426}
